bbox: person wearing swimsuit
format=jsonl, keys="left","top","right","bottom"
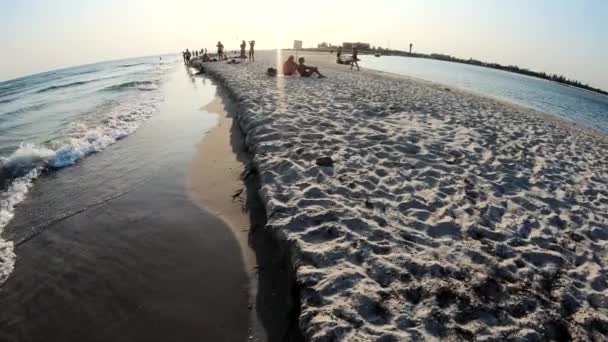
{"left": 248, "top": 40, "right": 255, "bottom": 62}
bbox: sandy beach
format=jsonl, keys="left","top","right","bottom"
{"left": 194, "top": 51, "right": 608, "bottom": 341}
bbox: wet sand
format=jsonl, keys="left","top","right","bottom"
{"left": 0, "top": 181, "right": 250, "bottom": 342}
{"left": 188, "top": 96, "right": 250, "bottom": 244}
{"left": 188, "top": 89, "right": 304, "bottom": 342}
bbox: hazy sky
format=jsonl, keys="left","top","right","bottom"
{"left": 1, "top": 0, "right": 606, "bottom": 89}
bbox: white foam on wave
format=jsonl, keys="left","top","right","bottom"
{"left": 0, "top": 83, "right": 166, "bottom": 285}
{"left": 0, "top": 169, "right": 38, "bottom": 284}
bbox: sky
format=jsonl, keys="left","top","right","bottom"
{"left": 1, "top": 0, "right": 606, "bottom": 89}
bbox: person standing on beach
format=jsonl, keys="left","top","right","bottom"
{"left": 240, "top": 40, "right": 247, "bottom": 62}
{"left": 297, "top": 57, "right": 326, "bottom": 78}
{"left": 249, "top": 40, "right": 255, "bottom": 62}
{"left": 185, "top": 49, "right": 191, "bottom": 64}
{"left": 351, "top": 46, "right": 360, "bottom": 71}
{"left": 217, "top": 41, "right": 224, "bottom": 60}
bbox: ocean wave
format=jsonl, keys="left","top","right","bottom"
{"left": 0, "top": 103, "right": 48, "bottom": 123}
{"left": 0, "top": 90, "right": 163, "bottom": 286}
{"left": 0, "top": 98, "right": 15, "bottom": 105}
{"left": 102, "top": 80, "right": 158, "bottom": 92}
{"left": 1, "top": 95, "right": 161, "bottom": 180}
{"left": 35, "top": 80, "right": 92, "bottom": 94}
{"left": 118, "top": 62, "right": 146, "bottom": 68}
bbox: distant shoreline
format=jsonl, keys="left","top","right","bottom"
{"left": 302, "top": 47, "right": 608, "bottom": 97}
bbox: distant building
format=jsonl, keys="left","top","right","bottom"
{"left": 342, "top": 42, "right": 371, "bottom": 50}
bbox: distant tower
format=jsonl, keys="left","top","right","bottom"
{"left": 409, "top": 43, "right": 413, "bottom": 54}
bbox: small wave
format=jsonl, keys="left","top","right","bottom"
{"left": 35, "top": 80, "right": 91, "bottom": 94}
{"left": 1, "top": 97, "right": 160, "bottom": 180}
{"left": 118, "top": 62, "right": 146, "bottom": 68}
{"left": 0, "top": 90, "right": 163, "bottom": 286}
{"left": 0, "top": 98, "right": 15, "bottom": 105}
{"left": 102, "top": 80, "right": 158, "bottom": 92}
{"left": 70, "top": 69, "right": 99, "bottom": 76}
{"left": 0, "top": 103, "right": 48, "bottom": 122}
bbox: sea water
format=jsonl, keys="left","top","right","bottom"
{"left": 0, "top": 55, "right": 183, "bottom": 284}
{"left": 360, "top": 55, "right": 608, "bottom": 134}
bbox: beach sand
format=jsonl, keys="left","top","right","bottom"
{"left": 195, "top": 51, "right": 608, "bottom": 341}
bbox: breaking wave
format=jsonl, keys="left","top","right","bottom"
{"left": 118, "top": 63, "right": 146, "bottom": 68}
{"left": 102, "top": 80, "right": 158, "bottom": 92}
{"left": 35, "top": 80, "right": 90, "bottom": 94}
{"left": 0, "top": 90, "right": 164, "bottom": 285}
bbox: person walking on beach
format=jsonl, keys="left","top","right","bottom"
{"left": 184, "top": 49, "right": 191, "bottom": 64}
{"left": 249, "top": 40, "right": 255, "bottom": 62}
{"left": 297, "top": 57, "right": 326, "bottom": 78}
{"left": 240, "top": 40, "right": 247, "bottom": 62}
{"left": 351, "top": 46, "right": 360, "bottom": 71}
{"left": 217, "top": 41, "right": 225, "bottom": 60}
{"left": 337, "top": 46, "right": 342, "bottom": 58}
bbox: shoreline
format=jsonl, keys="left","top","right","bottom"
{"left": 0, "top": 66, "right": 253, "bottom": 341}
{"left": 300, "top": 48, "right": 608, "bottom": 97}
{"left": 187, "top": 86, "right": 304, "bottom": 341}
{"left": 282, "top": 49, "right": 608, "bottom": 141}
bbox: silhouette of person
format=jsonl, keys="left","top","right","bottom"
{"left": 351, "top": 46, "right": 360, "bottom": 71}
{"left": 297, "top": 57, "right": 326, "bottom": 78}
{"left": 217, "top": 41, "right": 224, "bottom": 60}
{"left": 249, "top": 40, "right": 255, "bottom": 62}
{"left": 240, "top": 40, "right": 247, "bottom": 61}
{"left": 185, "top": 49, "right": 191, "bottom": 64}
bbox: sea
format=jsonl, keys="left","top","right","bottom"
{"left": 0, "top": 54, "right": 260, "bottom": 341}
{"left": 0, "top": 54, "right": 214, "bottom": 285}
{"left": 360, "top": 55, "right": 608, "bottom": 134}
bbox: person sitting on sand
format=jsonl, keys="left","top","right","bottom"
{"left": 283, "top": 55, "right": 298, "bottom": 76}
{"left": 297, "top": 57, "right": 326, "bottom": 78}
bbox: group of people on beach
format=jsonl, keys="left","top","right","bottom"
{"left": 216, "top": 40, "right": 255, "bottom": 62}
{"left": 182, "top": 48, "right": 208, "bottom": 64}
{"left": 182, "top": 40, "right": 255, "bottom": 65}
{"left": 184, "top": 41, "right": 331, "bottom": 79}
{"left": 336, "top": 46, "right": 360, "bottom": 71}
{"left": 281, "top": 56, "right": 326, "bottom": 78}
